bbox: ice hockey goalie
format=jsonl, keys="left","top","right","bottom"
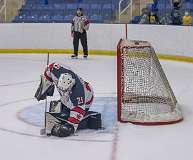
{"left": 35, "top": 62, "right": 101, "bottom": 137}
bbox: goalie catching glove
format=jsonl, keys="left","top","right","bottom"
{"left": 51, "top": 122, "right": 74, "bottom": 137}
{"left": 35, "top": 74, "right": 54, "bottom": 101}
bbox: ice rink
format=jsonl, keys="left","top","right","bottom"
{"left": 0, "top": 54, "right": 193, "bottom": 160}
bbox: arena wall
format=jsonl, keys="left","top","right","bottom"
{"left": 0, "top": 23, "right": 192, "bottom": 59}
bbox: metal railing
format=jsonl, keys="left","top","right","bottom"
{"left": 0, "top": 0, "right": 6, "bottom": 22}
{"left": 118, "top": 0, "right": 132, "bottom": 22}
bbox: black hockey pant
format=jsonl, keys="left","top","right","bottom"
{"left": 73, "top": 31, "right": 88, "bottom": 56}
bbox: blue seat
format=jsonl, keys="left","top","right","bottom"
{"left": 90, "top": 14, "right": 103, "bottom": 22}
{"left": 66, "top": 3, "right": 78, "bottom": 15}
{"left": 90, "top": 4, "right": 101, "bottom": 10}
{"left": 19, "top": 8, "right": 40, "bottom": 16}
{"left": 78, "top": 3, "right": 90, "bottom": 10}
{"left": 102, "top": 11, "right": 112, "bottom": 20}
{"left": 130, "top": 16, "right": 141, "bottom": 24}
{"left": 103, "top": 3, "right": 115, "bottom": 10}
{"left": 90, "top": 4, "right": 102, "bottom": 16}
{"left": 51, "top": 15, "right": 64, "bottom": 23}
{"left": 64, "top": 14, "right": 74, "bottom": 22}
{"left": 38, "top": 10, "right": 53, "bottom": 19}
{"left": 26, "top": 15, "right": 39, "bottom": 23}
{"left": 78, "top": 3, "right": 90, "bottom": 15}
{"left": 54, "top": 4, "right": 66, "bottom": 9}
{"left": 14, "top": 14, "right": 38, "bottom": 23}
{"left": 66, "top": 3, "right": 78, "bottom": 10}
{"left": 14, "top": 0, "right": 118, "bottom": 23}
{"left": 26, "top": 0, "right": 44, "bottom": 5}
{"left": 41, "top": 4, "right": 54, "bottom": 10}
{"left": 22, "top": 3, "right": 33, "bottom": 9}
{"left": 38, "top": 15, "right": 51, "bottom": 23}
{"left": 13, "top": 15, "right": 25, "bottom": 23}
{"left": 53, "top": 9, "right": 64, "bottom": 15}
{"left": 183, "top": 2, "right": 193, "bottom": 11}
{"left": 102, "top": 4, "right": 114, "bottom": 20}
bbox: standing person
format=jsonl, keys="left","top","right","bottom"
{"left": 139, "top": 8, "right": 150, "bottom": 24}
{"left": 149, "top": 12, "right": 158, "bottom": 24}
{"left": 182, "top": 11, "right": 192, "bottom": 26}
{"left": 71, "top": 8, "right": 90, "bottom": 59}
{"left": 171, "top": 9, "right": 182, "bottom": 25}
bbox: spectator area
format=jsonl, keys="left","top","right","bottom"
{"left": 13, "top": 0, "right": 118, "bottom": 23}
{"left": 12, "top": 0, "right": 193, "bottom": 24}
{"left": 130, "top": 0, "right": 193, "bottom": 25}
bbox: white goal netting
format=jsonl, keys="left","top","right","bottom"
{"left": 117, "top": 39, "right": 183, "bottom": 124}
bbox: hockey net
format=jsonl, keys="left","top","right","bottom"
{"left": 117, "top": 39, "right": 183, "bottom": 125}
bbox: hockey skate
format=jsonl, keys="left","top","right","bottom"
{"left": 71, "top": 54, "right": 78, "bottom": 59}
{"left": 83, "top": 55, "right": 88, "bottom": 59}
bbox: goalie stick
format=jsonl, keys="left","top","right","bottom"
{"left": 40, "top": 53, "right": 50, "bottom": 136}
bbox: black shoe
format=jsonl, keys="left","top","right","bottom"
{"left": 83, "top": 55, "right": 88, "bottom": 59}
{"left": 71, "top": 54, "right": 78, "bottom": 59}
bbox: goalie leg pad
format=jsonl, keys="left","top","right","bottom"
{"left": 87, "top": 112, "right": 102, "bottom": 129}
{"left": 45, "top": 111, "right": 71, "bottom": 135}
{"left": 77, "top": 111, "right": 102, "bottom": 130}
{"left": 77, "top": 117, "right": 89, "bottom": 130}
{"left": 45, "top": 111, "right": 102, "bottom": 136}
{"left": 45, "top": 112, "right": 61, "bottom": 135}
{"left": 49, "top": 100, "right": 62, "bottom": 113}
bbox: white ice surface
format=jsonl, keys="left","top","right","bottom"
{"left": 0, "top": 54, "right": 193, "bottom": 160}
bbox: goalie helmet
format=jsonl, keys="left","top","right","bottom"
{"left": 57, "top": 73, "right": 75, "bottom": 92}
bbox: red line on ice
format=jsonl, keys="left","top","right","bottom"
{"left": 110, "top": 125, "right": 119, "bottom": 160}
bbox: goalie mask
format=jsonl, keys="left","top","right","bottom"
{"left": 57, "top": 73, "right": 75, "bottom": 92}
